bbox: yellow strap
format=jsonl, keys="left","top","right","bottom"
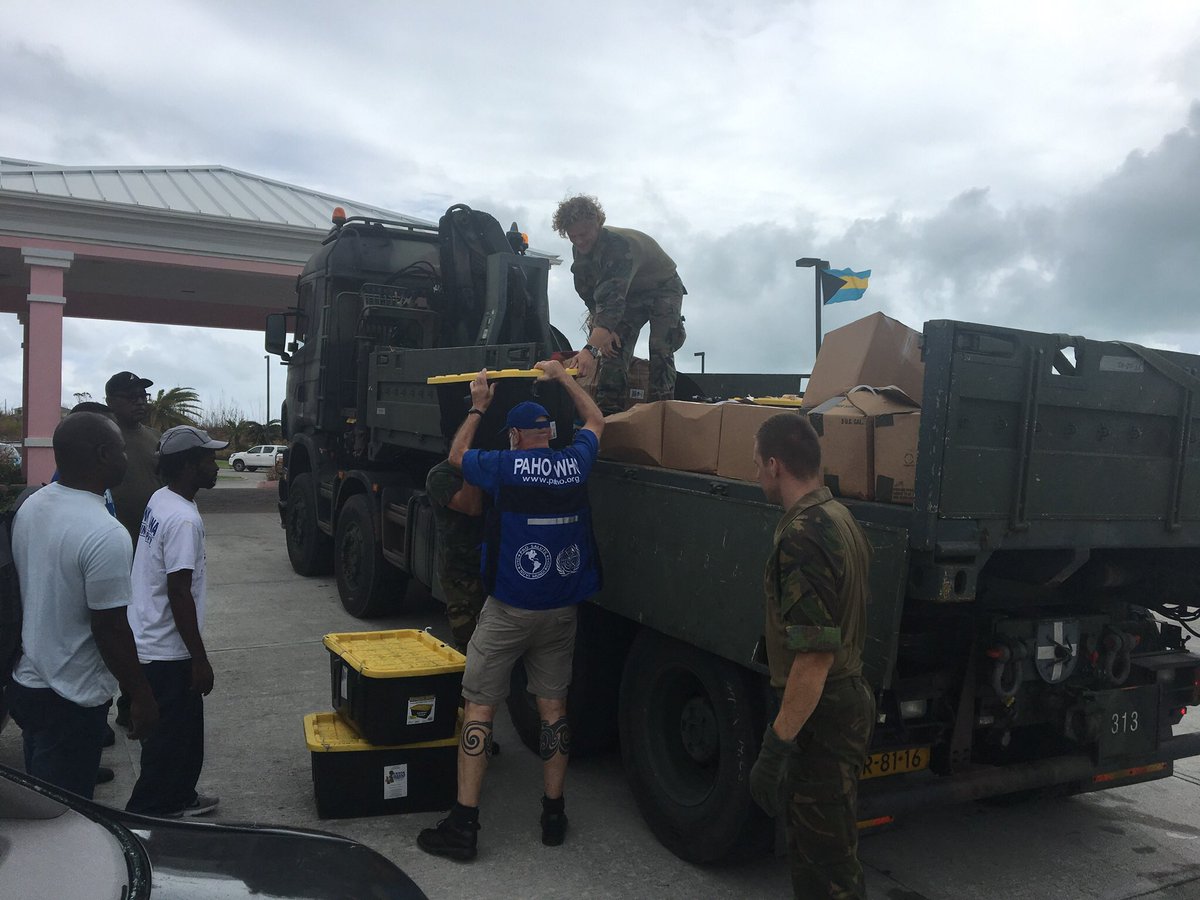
{"left": 426, "top": 368, "right": 578, "bottom": 385}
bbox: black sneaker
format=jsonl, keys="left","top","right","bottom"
{"left": 541, "top": 809, "right": 568, "bottom": 846}
{"left": 418, "top": 816, "right": 479, "bottom": 861}
{"left": 162, "top": 793, "right": 220, "bottom": 818}
{"left": 95, "top": 766, "right": 115, "bottom": 785}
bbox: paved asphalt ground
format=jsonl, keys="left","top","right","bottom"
{"left": 4, "top": 472, "right": 1200, "bottom": 899}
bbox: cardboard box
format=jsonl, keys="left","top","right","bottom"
{"left": 579, "top": 355, "right": 650, "bottom": 411}
{"left": 802, "top": 313, "right": 925, "bottom": 409}
{"left": 626, "top": 357, "right": 650, "bottom": 405}
{"left": 662, "top": 401, "right": 722, "bottom": 474}
{"left": 809, "top": 386, "right": 920, "bottom": 501}
{"left": 599, "top": 401, "right": 664, "bottom": 465}
{"left": 808, "top": 397, "right": 873, "bottom": 500}
{"left": 716, "top": 403, "right": 798, "bottom": 482}
{"left": 874, "top": 411, "right": 921, "bottom": 505}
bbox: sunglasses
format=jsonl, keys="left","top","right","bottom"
{"left": 111, "top": 392, "right": 151, "bottom": 401}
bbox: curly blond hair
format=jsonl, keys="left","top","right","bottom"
{"left": 552, "top": 194, "right": 605, "bottom": 237}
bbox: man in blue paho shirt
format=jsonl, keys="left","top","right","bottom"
{"left": 418, "top": 359, "right": 604, "bottom": 861}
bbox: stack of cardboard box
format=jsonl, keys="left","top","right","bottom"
{"left": 801, "top": 312, "right": 924, "bottom": 504}
{"left": 595, "top": 312, "right": 926, "bottom": 506}
{"left": 599, "top": 400, "right": 793, "bottom": 481}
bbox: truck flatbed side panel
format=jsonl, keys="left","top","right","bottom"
{"left": 913, "top": 321, "right": 1200, "bottom": 552}
{"left": 589, "top": 462, "right": 909, "bottom": 688}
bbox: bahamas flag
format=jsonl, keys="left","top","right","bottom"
{"left": 820, "top": 268, "right": 871, "bottom": 305}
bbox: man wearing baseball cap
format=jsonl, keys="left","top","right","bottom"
{"left": 125, "top": 425, "right": 226, "bottom": 818}
{"left": 418, "top": 360, "right": 604, "bottom": 861}
{"left": 104, "top": 371, "right": 162, "bottom": 546}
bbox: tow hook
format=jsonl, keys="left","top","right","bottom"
{"left": 986, "top": 641, "right": 1028, "bottom": 698}
{"left": 1099, "top": 629, "right": 1135, "bottom": 685}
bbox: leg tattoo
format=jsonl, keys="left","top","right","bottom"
{"left": 539, "top": 716, "right": 571, "bottom": 760}
{"left": 461, "top": 719, "right": 494, "bottom": 757}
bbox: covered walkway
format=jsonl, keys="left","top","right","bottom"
{"left": 0, "top": 159, "right": 431, "bottom": 481}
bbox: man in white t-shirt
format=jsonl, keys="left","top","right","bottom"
{"left": 8, "top": 413, "right": 159, "bottom": 799}
{"left": 125, "top": 425, "right": 226, "bottom": 818}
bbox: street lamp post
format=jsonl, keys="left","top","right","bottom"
{"left": 264, "top": 355, "right": 270, "bottom": 436}
{"left": 795, "top": 257, "right": 829, "bottom": 358}
{"left": 693, "top": 351, "right": 706, "bottom": 374}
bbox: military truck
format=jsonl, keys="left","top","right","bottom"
{"left": 266, "top": 205, "right": 1200, "bottom": 864}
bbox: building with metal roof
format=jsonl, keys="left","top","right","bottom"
{"left": 0, "top": 159, "right": 525, "bottom": 481}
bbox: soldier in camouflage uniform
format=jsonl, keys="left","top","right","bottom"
{"left": 425, "top": 460, "right": 486, "bottom": 651}
{"left": 749, "top": 413, "right": 875, "bottom": 900}
{"left": 552, "top": 195, "right": 686, "bottom": 414}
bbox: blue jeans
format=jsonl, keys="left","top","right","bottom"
{"left": 7, "top": 681, "right": 110, "bottom": 800}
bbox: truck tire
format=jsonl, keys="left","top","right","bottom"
{"left": 232, "top": 459, "right": 245, "bottom": 472}
{"left": 505, "top": 603, "right": 624, "bottom": 759}
{"left": 334, "top": 494, "right": 408, "bottom": 618}
{"left": 618, "top": 628, "right": 770, "bottom": 864}
{"left": 285, "top": 473, "right": 332, "bottom": 576}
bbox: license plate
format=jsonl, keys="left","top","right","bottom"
{"left": 860, "top": 746, "right": 930, "bottom": 780}
{"left": 1097, "top": 685, "right": 1158, "bottom": 762}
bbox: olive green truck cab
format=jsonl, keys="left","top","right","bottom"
{"left": 267, "top": 208, "right": 1200, "bottom": 864}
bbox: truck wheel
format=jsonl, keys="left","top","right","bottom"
{"left": 232, "top": 460, "right": 245, "bottom": 472}
{"left": 285, "top": 473, "right": 332, "bottom": 576}
{"left": 334, "top": 494, "right": 408, "bottom": 618}
{"left": 505, "top": 603, "right": 624, "bottom": 759}
{"left": 618, "top": 628, "right": 770, "bottom": 864}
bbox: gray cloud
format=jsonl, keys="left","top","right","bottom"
{"left": 2, "top": 4, "right": 1199, "bottom": 412}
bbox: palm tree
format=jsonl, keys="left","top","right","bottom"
{"left": 147, "top": 387, "right": 201, "bottom": 430}
{"left": 223, "top": 417, "right": 251, "bottom": 451}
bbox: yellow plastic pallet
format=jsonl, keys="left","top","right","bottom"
{"left": 323, "top": 629, "right": 466, "bottom": 678}
{"left": 304, "top": 710, "right": 462, "bottom": 752}
{"left": 426, "top": 368, "right": 578, "bottom": 384}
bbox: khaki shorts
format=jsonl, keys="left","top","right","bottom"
{"left": 461, "top": 596, "right": 578, "bottom": 707}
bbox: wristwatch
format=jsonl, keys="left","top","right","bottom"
{"left": 583, "top": 344, "right": 602, "bottom": 359}
{"left": 467, "top": 408, "right": 485, "bottom": 417}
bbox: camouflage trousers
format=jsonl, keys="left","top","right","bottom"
{"left": 440, "top": 569, "right": 486, "bottom": 651}
{"left": 594, "top": 277, "right": 685, "bottom": 414}
{"left": 784, "top": 676, "right": 875, "bottom": 900}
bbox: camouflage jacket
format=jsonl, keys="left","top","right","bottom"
{"left": 764, "top": 487, "right": 871, "bottom": 690}
{"left": 425, "top": 460, "right": 483, "bottom": 578}
{"left": 571, "top": 226, "right": 681, "bottom": 331}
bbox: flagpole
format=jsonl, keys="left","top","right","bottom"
{"left": 795, "top": 257, "right": 829, "bottom": 360}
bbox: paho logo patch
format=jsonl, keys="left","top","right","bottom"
{"left": 555, "top": 544, "right": 581, "bottom": 576}
{"left": 515, "top": 542, "right": 551, "bottom": 580}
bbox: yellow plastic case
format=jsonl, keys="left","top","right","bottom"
{"left": 304, "top": 711, "right": 460, "bottom": 819}
{"left": 324, "top": 630, "right": 465, "bottom": 744}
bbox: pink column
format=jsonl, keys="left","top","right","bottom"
{"left": 21, "top": 248, "right": 73, "bottom": 485}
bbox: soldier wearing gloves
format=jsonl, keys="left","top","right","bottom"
{"left": 750, "top": 413, "right": 875, "bottom": 900}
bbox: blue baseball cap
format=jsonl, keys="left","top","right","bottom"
{"left": 505, "top": 401, "right": 552, "bottom": 430}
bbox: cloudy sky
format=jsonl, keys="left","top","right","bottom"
{"left": 2, "top": 1, "right": 1199, "bottom": 419}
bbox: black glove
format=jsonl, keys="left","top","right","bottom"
{"left": 750, "top": 724, "right": 797, "bottom": 817}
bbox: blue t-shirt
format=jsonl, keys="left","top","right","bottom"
{"left": 463, "top": 429, "right": 601, "bottom": 610}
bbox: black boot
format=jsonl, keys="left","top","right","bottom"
{"left": 417, "top": 804, "right": 480, "bottom": 861}
{"left": 541, "top": 795, "right": 567, "bottom": 847}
